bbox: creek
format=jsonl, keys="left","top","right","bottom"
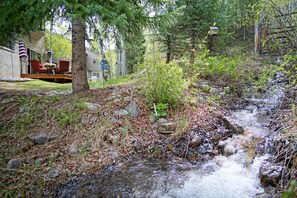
{"left": 56, "top": 83, "right": 284, "bottom": 198}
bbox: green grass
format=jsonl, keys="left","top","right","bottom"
{"left": 1, "top": 80, "right": 72, "bottom": 91}
{"left": 89, "top": 74, "right": 138, "bottom": 88}
{"left": 0, "top": 75, "right": 137, "bottom": 92}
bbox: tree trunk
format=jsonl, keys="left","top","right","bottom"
{"left": 71, "top": 19, "right": 89, "bottom": 93}
{"left": 190, "top": 28, "right": 196, "bottom": 64}
{"left": 116, "top": 49, "right": 121, "bottom": 78}
{"left": 115, "top": 31, "right": 121, "bottom": 78}
{"left": 120, "top": 33, "right": 126, "bottom": 77}
{"left": 254, "top": 21, "right": 259, "bottom": 54}
{"left": 166, "top": 34, "right": 171, "bottom": 64}
{"left": 98, "top": 16, "right": 104, "bottom": 59}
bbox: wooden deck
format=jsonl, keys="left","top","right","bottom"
{"left": 21, "top": 74, "right": 72, "bottom": 82}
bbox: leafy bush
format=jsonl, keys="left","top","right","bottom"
{"left": 142, "top": 59, "right": 187, "bottom": 106}
{"left": 255, "top": 52, "right": 296, "bottom": 90}
{"left": 193, "top": 55, "right": 262, "bottom": 96}
{"left": 277, "top": 52, "right": 297, "bottom": 88}
{"left": 196, "top": 55, "right": 243, "bottom": 83}
{"left": 155, "top": 103, "right": 168, "bottom": 117}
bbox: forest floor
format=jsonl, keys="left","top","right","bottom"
{"left": 0, "top": 80, "right": 230, "bottom": 197}
{"left": 0, "top": 65, "right": 296, "bottom": 197}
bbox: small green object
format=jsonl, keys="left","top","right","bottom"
{"left": 281, "top": 180, "right": 296, "bottom": 198}
{"left": 155, "top": 103, "right": 168, "bottom": 118}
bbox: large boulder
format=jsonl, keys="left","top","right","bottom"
{"left": 259, "top": 159, "right": 283, "bottom": 187}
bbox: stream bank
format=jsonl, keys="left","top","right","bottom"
{"left": 54, "top": 78, "right": 293, "bottom": 197}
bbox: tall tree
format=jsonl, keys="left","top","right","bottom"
{"left": 176, "top": 0, "right": 218, "bottom": 63}
{"left": 0, "top": 0, "right": 158, "bottom": 93}
{"left": 71, "top": 18, "right": 89, "bottom": 92}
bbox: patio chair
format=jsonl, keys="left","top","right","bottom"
{"left": 55, "top": 60, "right": 71, "bottom": 74}
{"left": 30, "top": 60, "right": 47, "bottom": 73}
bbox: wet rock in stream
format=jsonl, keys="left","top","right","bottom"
{"left": 259, "top": 159, "right": 283, "bottom": 187}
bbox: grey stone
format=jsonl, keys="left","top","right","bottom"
{"left": 218, "top": 140, "right": 228, "bottom": 148}
{"left": 30, "top": 133, "right": 49, "bottom": 144}
{"left": 157, "top": 122, "right": 177, "bottom": 134}
{"left": 191, "top": 135, "right": 202, "bottom": 147}
{"left": 0, "top": 90, "right": 7, "bottom": 95}
{"left": 259, "top": 160, "right": 283, "bottom": 187}
{"left": 48, "top": 169, "right": 59, "bottom": 179}
{"left": 224, "top": 144, "right": 237, "bottom": 156}
{"left": 109, "top": 151, "right": 119, "bottom": 159}
{"left": 69, "top": 145, "right": 78, "bottom": 154}
{"left": 7, "top": 159, "right": 21, "bottom": 169}
{"left": 157, "top": 118, "right": 168, "bottom": 125}
{"left": 222, "top": 117, "right": 244, "bottom": 134}
{"left": 125, "top": 101, "right": 141, "bottom": 117}
{"left": 86, "top": 102, "right": 99, "bottom": 111}
{"left": 115, "top": 109, "right": 129, "bottom": 116}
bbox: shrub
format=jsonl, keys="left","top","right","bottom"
{"left": 196, "top": 55, "right": 243, "bottom": 83}
{"left": 193, "top": 55, "right": 263, "bottom": 97}
{"left": 142, "top": 59, "right": 187, "bottom": 106}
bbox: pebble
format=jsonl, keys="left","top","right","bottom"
{"left": 48, "top": 169, "right": 59, "bottom": 179}
{"left": 7, "top": 158, "right": 21, "bottom": 169}
{"left": 115, "top": 109, "right": 129, "bottom": 116}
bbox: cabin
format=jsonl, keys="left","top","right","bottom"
{"left": 0, "top": 31, "right": 46, "bottom": 78}
{"left": 86, "top": 48, "right": 104, "bottom": 82}
{"left": 0, "top": 32, "right": 103, "bottom": 82}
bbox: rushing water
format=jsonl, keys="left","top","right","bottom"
{"left": 57, "top": 85, "right": 284, "bottom": 198}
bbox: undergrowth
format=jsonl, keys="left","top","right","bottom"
{"left": 141, "top": 59, "right": 188, "bottom": 106}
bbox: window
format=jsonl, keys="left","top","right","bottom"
{"left": 93, "top": 59, "right": 99, "bottom": 64}
{"left": 92, "top": 72, "right": 100, "bottom": 79}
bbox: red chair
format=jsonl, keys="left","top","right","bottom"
{"left": 30, "top": 60, "right": 47, "bottom": 73}
{"left": 55, "top": 60, "right": 71, "bottom": 74}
